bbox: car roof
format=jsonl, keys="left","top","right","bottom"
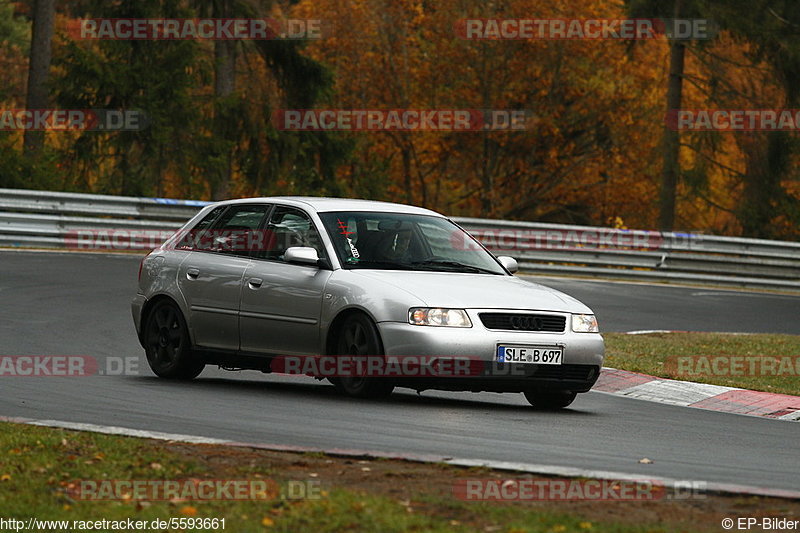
{"left": 214, "top": 196, "right": 445, "bottom": 217}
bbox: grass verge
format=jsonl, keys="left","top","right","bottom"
{"left": 604, "top": 332, "right": 800, "bottom": 396}
{"left": 1, "top": 422, "right": 799, "bottom": 532}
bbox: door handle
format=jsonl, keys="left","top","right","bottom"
{"left": 186, "top": 268, "right": 200, "bottom": 280}
{"left": 248, "top": 278, "right": 263, "bottom": 289}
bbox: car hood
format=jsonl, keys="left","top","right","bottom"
{"left": 348, "top": 270, "right": 593, "bottom": 314}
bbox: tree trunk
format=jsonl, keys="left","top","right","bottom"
{"left": 658, "top": 0, "right": 685, "bottom": 231}
{"left": 214, "top": 39, "right": 236, "bottom": 97}
{"left": 211, "top": 0, "right": 236, "bottom": 201}
{"left": 480, "top": 130, "right": 493, "bottom": 218}
{"left": 401, "top": 145, "right": 413, "bottom": 204}
{"left": 738, "top": 132, "right": 787, "bottom": 238}
{"left": 23, "top": 0, "right": 56, "bottom": 157}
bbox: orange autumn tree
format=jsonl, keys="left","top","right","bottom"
{"left": 676, "top": 30, "right": 800, "bottom": 238}
{"left": 292, "top": 0, "right": 665, "bottom": 226}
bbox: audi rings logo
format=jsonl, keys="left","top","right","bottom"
{"left": 510, "top": 316, "right": 543, "bottom": 330}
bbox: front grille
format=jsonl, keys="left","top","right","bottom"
{"left": 479, "top": 313, "right": 566, "bottom": 332}
{"left": 531, "top": 364, "right": 598, "bottom": 381}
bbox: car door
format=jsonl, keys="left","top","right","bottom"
{"left": 239, "top": 205, "right": 333, "bottom": 356}
{"left": 177, "top": 203, "right": 270, "bottom": 351}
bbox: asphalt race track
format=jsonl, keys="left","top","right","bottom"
{"left": 1, "top": 251, "right": 798, "bottom": 492}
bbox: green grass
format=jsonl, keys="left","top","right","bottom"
{"left": 0, "top": 422, "right": 711, "bottom": 532}
{"left": 604, "top": 332, "right": 800, "bottom": 396}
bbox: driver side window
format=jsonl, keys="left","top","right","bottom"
{"left": 259, "top": 206, "right": 325, "bottom": 261}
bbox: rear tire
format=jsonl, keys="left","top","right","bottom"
{"left": 523, "top": 390, "right": 577, "bottom": 409}
{"left": 143, "top": 300, "right": 204, "bottom": 380}
{"left": 332, "top": 314, "right": 394, "bottom": 398}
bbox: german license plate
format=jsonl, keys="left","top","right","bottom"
{"left": 496, "top": 345, "right": 563, "bottom": 365}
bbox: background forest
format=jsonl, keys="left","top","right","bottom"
{"left": 1, "top": 0, "right": 799, "bottom": 238}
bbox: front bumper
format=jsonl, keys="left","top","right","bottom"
{"left": 376, "top": 313, "right": 604, "bottom": 393}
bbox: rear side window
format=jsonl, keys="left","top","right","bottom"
{"left": 205, "top": 204, "right": 270, "bottom": 255}
{"left": 175, "top": 205, "right": 226, "bottom": 250}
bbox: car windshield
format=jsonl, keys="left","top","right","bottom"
{"left": 318, "top": 211, "right": 507, "bottom": 275}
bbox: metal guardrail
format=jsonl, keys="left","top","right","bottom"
{"left": 452, "top": 218, "right": 800, "bottom": 290}
{"left": 1, "top": 188, "right": 798, "bottom": 291}
{"left": 0, "top": 188, "right": 204, "bottom": 249}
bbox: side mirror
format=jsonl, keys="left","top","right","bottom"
{"left": 497, "top": 256, "right": 518, "bottom": 274}
{"left": 284, "top": 246, "right": 320, "bottom": 266}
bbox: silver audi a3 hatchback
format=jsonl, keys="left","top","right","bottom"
{"left": 132, "top": 197, "right": 604, "bottom": 408}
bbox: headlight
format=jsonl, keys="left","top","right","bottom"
{"left": 572, "top": 314, "right": 599, "bottom": 333}
{"left": 409, "top": 308, "right": 472, "bottom": 327}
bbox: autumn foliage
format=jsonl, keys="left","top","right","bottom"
{"left": 1, "top": 0, "right": 798, "bottom": 238}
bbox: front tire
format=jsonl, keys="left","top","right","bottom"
{"left": 333, "top": 314, "right": 394, "bottom": 398}
{"left": 523, "top": 390, "right": 577, "bottom": 409}
{"left": 143, "top": 300, "right": 204, "bottom": 380}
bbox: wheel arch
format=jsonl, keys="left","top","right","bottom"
{"left": 138, "top": 294, "right": 192, "bottom": 347}
{"left": 324, "top": 307, "right": 385, "bottom": 356}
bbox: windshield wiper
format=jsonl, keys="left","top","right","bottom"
{"left": 410, "top": 259, "right": 502, "bottom": 275}
{"left": 347, "top": 260, "right": 413, "bottom": 270}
